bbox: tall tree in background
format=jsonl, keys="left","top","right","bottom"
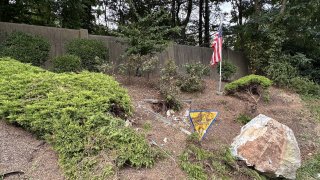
{"left": 204, "top": 0, "right": 210, "bottom": 47}
{"left": 198, "top": 0, "right": 203, "bottom": 46}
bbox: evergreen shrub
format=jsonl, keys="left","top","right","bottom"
{"left": 66, "top": 39, "right": 108, "bottom": 71}
{"left": 0, "top": 32, "right": 50, "bottom": 66}
{"left": 53, "top": 54, "right": 82, "bottom": 73}
{"left": 0, "top": 58, "right": 157, "bottom": 179}
{"left": 217, "top": 61, "right": 237, "bottom": 81}
{"left": 224, "top": 74, "right": 272, "bottom": 94}
{"left": 178, "top": 62, "right": 209, "bottom": 93}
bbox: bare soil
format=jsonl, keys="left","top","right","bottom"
{"left": 1, "top": 76, "right": 319, "bottom": 179}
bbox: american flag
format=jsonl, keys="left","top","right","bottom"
{"left": 210, "top": 27, "right": 223, "bottom": 66}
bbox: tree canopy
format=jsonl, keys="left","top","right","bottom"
{"left": 1, "top": 0, "right": 319, "bottom": 84}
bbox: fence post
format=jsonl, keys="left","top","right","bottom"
{"left": 79, "top": 29, "right": 88, "bottom": 39}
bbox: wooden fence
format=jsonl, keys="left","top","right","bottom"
{"left": 0, "top": 22, "right": 249, "bottom": 79}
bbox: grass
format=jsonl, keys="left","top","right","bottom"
{"left": 297, "top": 95, "right": 320, "bottom": 179}
{"left": 179, "top": 135, "right": 267, "bottom": 180}
{"left": 297, "top": 153, "right": 320, "bottom": 180}
{"left": 236, "top": 114, "right": 252, "bottom": 124}
{"left": 143, "top": 121, "right": 152, "bottom": 132}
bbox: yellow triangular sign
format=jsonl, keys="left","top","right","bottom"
{"left": 189, "top": 110, "right": 219, "bottom": 140}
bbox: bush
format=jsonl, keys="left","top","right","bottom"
{"left": 178, "top": 75, "right": 204, "bottom": 93}
{"left": 66, "top": 39, "right": 108, "bottom": 72}
{"left": 225, "top": 75, "right": 272, "bottom": 104}
{"left": 53, "top": 54, "right": 82, "bottom": 73}
{"left": 178, "top": 62, "right": 208, "bottom": 93}
{"left": 0, "top": 58, "right": 157, "bottom": 179}
{"left": 289, "top": 77, "right": 320, "bottom": 97}
{"left": 184, "top": 62, "right": 210, "bottom": 77}
{"left": 119, "top": 54, "right": 158, "bottom": 79}
{"left": 0, "top": 32, "right": 50, "bottom": 66}
{"left": 266, "top": 61, "right": 298, "bottom": 86}
{"left": 160, "top": 60, "right": 182, "bottom": 111}
{"left": 225, "top": 74, "right": 272, "bottom": 94}
{"left": 217, "top": 61, "right": 237, "bottom": 81}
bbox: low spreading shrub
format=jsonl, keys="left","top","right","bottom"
{"left": 225, "top": 75, "right": 272, "bottom": 94}
{"left": 289, "top": 77, "right": 320, "bottom": 97}
{"left": 0, "top": 58, "right": 157, "bottom": 179}
{"left": 66, "top": 39, "right": 108, "bottom": 72}
{"left": 0, "top": 32, "right": 50, "bottom": 66}
{"left": 225, "top": 75, "right": 272, "bottom": 104}
{"left": 52, "top": 54, "right": 82, "bottom": 73}
{"left": 217, "top": 61, "right": 237, "bottom": 81}
{"left": 160, "top": 60, "right": 182, "bottom": 111}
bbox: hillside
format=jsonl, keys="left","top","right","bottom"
{"left": 1, "top": 75, "right": 319, "bottom": 179}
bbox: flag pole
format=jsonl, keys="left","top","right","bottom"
{"left": 217, "top": 13, "right": 224, "bottom": 94}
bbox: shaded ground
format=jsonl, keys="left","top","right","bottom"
{"left": 1, "top": 76, "right": 319, "bottom": 179}
{"left": 0, "top": 121, "right": 64, "bottom": 180}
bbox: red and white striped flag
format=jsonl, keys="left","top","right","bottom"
{"left": 210, "top": 28, "right": 223, "bottom": 66}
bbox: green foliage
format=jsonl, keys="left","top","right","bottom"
{"left": 66, "top": 39, "right": 108, "bottom": 72}
{"left": 119, "top": 54, "right": 158, "bottom": 79}
{"left": 52, "top": 54, "right": 82, "bottom": 73}
{"left": 217, "top": 61, "right": 237, "bottom": 81}
{"left": 297, "top": 153, "right": 320, "bottom": 180}
{"left": 179, "top": 145, "right": 209, "bottom": 180}
{"left": 179, "top": 142, "right": 266, "bottom": 180}
{"left": 0, "top": 32, "right": 50, "bottom": 66}
{"left": 178, "top": 62, "right": 209, "bottom": 93}
{"left": 160, "top": 60, "right": 182, "bottom": 111}
{"left": 266, "top": 61, "right": 298, "bottom": 86}
{"left": 118, "top": 9, "right": 178, "bottom": 56}
{"left": 143, "top": 122, "right": 152, "bottom": 132}
{"left": 224, "top": 75, "right": 272, "bottom": 94}
{"left": 236, "top": 114, "right": 252, "bottom": 124}
{"left": 178, "top": 75, "right": 204, "bottom": 93}
{"left": 184, "top": 62, "right": 210, "bottom": 77}
{"left": 0, "top": 58, "right": 157, "bottom": 179}
{"left": 289, "top": 77, "right": 320, "bottom": 97}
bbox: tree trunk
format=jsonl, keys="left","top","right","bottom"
{"left": 280, "top": 0, "right": 287, "bottom": 14}
{"left": 199, "top": 0, "right": 203, "bottom": 46}
{"left": 254, "top": 0, "right": 261, "bottom": 14}
{"left": 204, "top": 0, "right": 210, "bottom": 47}
{"left": 171, "top": 0, "right": 176, "bottom": 26}
{"left": 237, "top": 0, "right": 243, "bottom": 25}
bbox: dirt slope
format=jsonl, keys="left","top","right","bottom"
{"left": 0, "top": 121, "right": 64, "bottom": 180}
{"left": 1, "top": 77, "right": 319, "bottom": 179}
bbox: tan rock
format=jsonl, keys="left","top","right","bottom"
{"left": 231, "top": 114, "right": 301, "bottom": 179}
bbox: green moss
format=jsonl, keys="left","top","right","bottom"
{"left": 0, "top": 58, "right": 157, "bottom": 179}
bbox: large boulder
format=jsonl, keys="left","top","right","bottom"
{"left": 231, "top": 114, "right": 301, "bottom": 179}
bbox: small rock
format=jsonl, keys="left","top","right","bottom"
{"left": 166, "top": 110, "right": 175, "bottom": 117}
{"left": 125, "top": 120, "right": 132, "bottom": 127}
{"left": 163, "top": 137, "right": 168, "bottom": 143}
{"left": 308, "top": 153, "right": 313, "bottom": 156}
